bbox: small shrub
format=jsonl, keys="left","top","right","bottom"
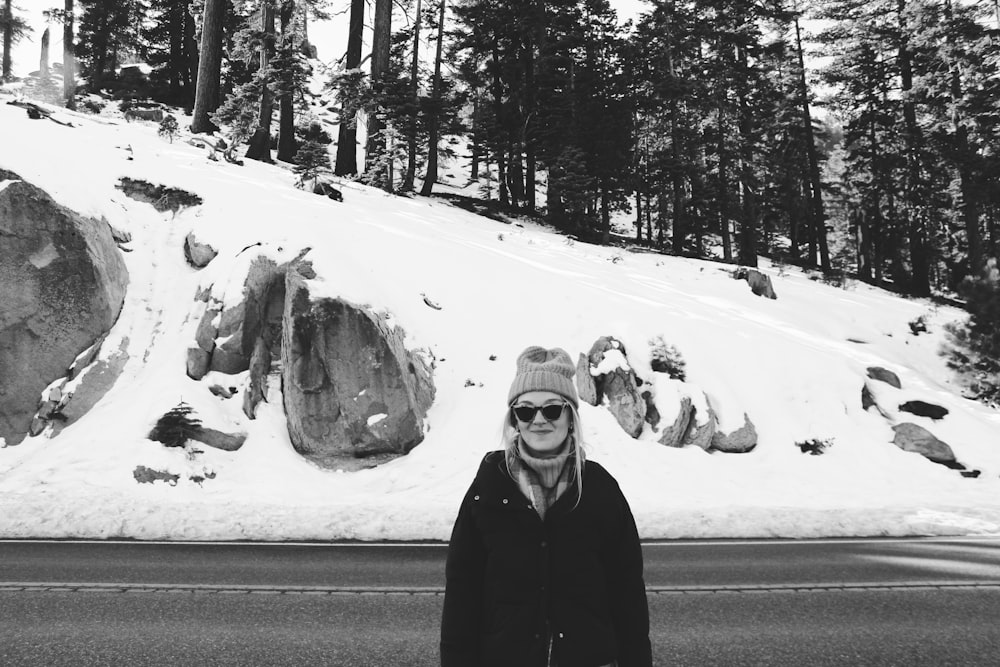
{"left": 293, "top": 139, "right": 333, "bottom": 189}
{"left": 797, "top": 438, "right": 832, "bottom": 455}
{"left": 148, "top": 402, "right": 203, "bottom": 448}
{"left": 908, "top": 315, "right": 928, "bottom": 335}
{"left": 945, "top": 259, "right": 1000, "bottom": 407}
{"left": 649, "top": 335, "right": 686, "bottom": 381}
{"left": 80, "top": 98, "right": 105, "bottom": 114}
{"left": 158, "top": 114, "right": 179, "bottom": 143}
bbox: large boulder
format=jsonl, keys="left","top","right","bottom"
{"left": 184, "top": 232, "right": 218, "bottom": 268}
{"left": 733, "top": 267, "right": 777, "bottom": 299}
{"left": 0, "top": 178, "right": 128, "bottom": 445}
{"left": 711, "top": 413, "right": 758, "bottom": 453}
{"left": 891, "top": 423, "right": 959, "bottom": 466}
{"left": 867, "top": 366, "right": 902, "bottom": 389}
{"left": 578, "top": 336, "right": 646, "bottom": 438}
{"left": 281, "top": 267, "right": 435, "bottom": 469}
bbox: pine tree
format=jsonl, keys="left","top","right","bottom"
{"left": 158, "top": 113, "right": 179, "bottom": 141}
{"left": 148, "top": 402, "right": 203, "bottom": 448}
{"left": 2, "top": 0, "right": 32, "bottom": 82}
{"left": 77, "top": 0, "right": 147, "bottom": 92}
{"left": 293, "top": 139, "right": 332, "bottom": 188}
{"left": 211, "top": 76, "right": 264, "bottom": 161}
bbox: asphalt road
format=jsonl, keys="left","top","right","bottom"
{"left": 1, "top": 538, "right": 999, "bottom": 666}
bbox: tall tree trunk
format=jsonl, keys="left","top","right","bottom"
{"left": 2, "top": 0, "right": 12, "bottom": 82}
{"left": 247, "top": 0, "right": 276, "bottom": 162}
{"left": 63, "top": 0, "right": 75, "bottom": 107}
{"left": 717, "top": 100, "right": 732, "bottom": 263}
{"left": 276, "top": 0, "right": 298, "bottom": 162}
{"left": 365, "top": 0, "right": 393, "bottom": 186}
{"left": 191, "top": 0, "right": 226, "bottom": 133}
{"left": 40, "top": 27, "right": 50, "bottom": 77}
{"left": 635, "top": 183, "right": 643, "bottom": 243}
{"left": 168, "top": 3, "right": 183, "bottom": 101}
{"left": 897, "top": 0, "right": 930, "bottom": 295}
{"left": 944, "top": 0, "right": 982, "bottom": 277}
{"left": 664, "top": 0, "right": 686, "bottom": 255}
{"left": 183, "top": 4, "right": 198, "bottom": 108}
{"left": 794, "top": 12, "right": 830, "bottom": 272}
{"left": 402, "top": 0, "right": 421, "bottom": 191}
{"left": 420, "top": 0, "right": 446, "bottom": 196}
{"left": 470, "top": 87, "right": 480, "bottom": 181}
{"left": 736, "top": 44, "right": 757, "bottom": 268}
{"left": 334, "top": 0, "right": 363, "bottom": 175}
{"left": 523, "top": 2, "right": 538, "bottom": 213}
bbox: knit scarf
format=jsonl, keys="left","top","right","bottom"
{"left": 510, "top": 440, "right": 577, "bottom": 520}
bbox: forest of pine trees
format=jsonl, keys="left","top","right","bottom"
{"left": 5, "top": 1, "right": 998, "bottom": 298}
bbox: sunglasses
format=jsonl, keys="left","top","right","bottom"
{"left": 511, "top": 402, "right": 569, "bottom": 423}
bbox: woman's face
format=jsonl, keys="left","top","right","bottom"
{"left": 512, "top": 391, "right": 571, "bottom": 455}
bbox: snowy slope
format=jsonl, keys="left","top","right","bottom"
{"left": 1, "top": 97, "right": 999, "bottom": 541}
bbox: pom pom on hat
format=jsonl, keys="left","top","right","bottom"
{"left": 507, "top": 346, "right": 579, "bottom": 408}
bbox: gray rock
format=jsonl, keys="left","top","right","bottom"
{"left": 184, "top": 232, "right": 218, "bottom": 268}
{"left": 190, "top": 427, "right": 246, "bottom": 452}
{"left": 243, "top": 336, "right": 270, "bottom": 419}
{"left": 186, "top": 346, "right": 211, "bottom": 380}
{"left": 603, "top": 367, "right": 647, "bottom": 438}
{"left": 711, "top": 413, "right": 758, "bottom": 453}
{"left": 658, "top": 396, "right": 693, "bottom": 448}
{"left": 891, "top": 423, "right": 957, "bottom": 465}
{"left": 42, "top": 338, "right": 130, "bottom": 439}
{"left": 133, "top": 465, "right": 179, "bottom": 485}
{"left": 0, "top": 179, "right": 128, "bottom": 446}
{"left": 582, "top": 336, "right": 646, "bottom": 438}
{"left": 898, "top": 400, "right": 949, "bottom": 421}
{"left": 684, "top": 402, "right": 717, "bottom": 451}
{"left": 733, "top": 267, "right": 777, "bottom": 299}
{"left": 867, "top": 366, "right": 902, "bottom": 389}
{"left": 575, "top": 353, "right": 599, "bottom": 406}
{"left": 209, "top": 384, "right": 235, "bottom": 399}
{"left": 281, "top": 266, "right": 435, "bottom": 470}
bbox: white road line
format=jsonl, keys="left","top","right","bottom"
{"left": 3, "top": 581, "right": 999, "bottom": 595}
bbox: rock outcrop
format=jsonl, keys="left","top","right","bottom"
{"left": 576, "top": 336, "right": 646, "bottom": 437}
{"left": 184, "top": 232, "right": 218, "bottom": 268}
{"left": 281, "top": 266, "right": 435, "bottom": 469}
{"left": 0, "top": 177, "right": 128, "bottom": 445}
{"left": 892, "top": 423, "right": 959, "bottom": 467}
{"left": 733, "top": 266, "right": 777, "bottom": 299}
{"left": 711, "top": 413, "right": 758, "bottom": 453}
{"left": 657, "top": 393, "right": 716, "bottom": 450}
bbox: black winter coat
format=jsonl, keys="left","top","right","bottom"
{"left": 440, "top": 451, "right": 652, "bottom": 667}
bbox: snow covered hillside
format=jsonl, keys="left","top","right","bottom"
{"left": 1, "top": 97, "right": 999, "bottom": 541}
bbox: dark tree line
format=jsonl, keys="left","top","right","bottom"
{"left": 12, "top": 0, "right": 998, "bottom": 401}
{"left": 24, "top": 0, "right": 999, "bottom": 294}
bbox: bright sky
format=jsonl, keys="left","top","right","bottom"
{"left": 9, "top": 0, "right": 649, "bottom": 77}
{"left": 1, "top": 92, "right": 999, "bottom": 541}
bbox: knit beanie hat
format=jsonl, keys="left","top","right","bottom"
{"left": 507, "top": 346, "right": 579, "bottom": 408}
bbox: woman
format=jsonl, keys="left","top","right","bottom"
{"left": 440, "top": 346, "right": 652, "bottom": 667}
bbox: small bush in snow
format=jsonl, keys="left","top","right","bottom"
{"left": 908, "top": 315, "right": 928, "bottom": 335}
{"left": 945, "top": 258, "right": 1000, "bottom": 408}
{"left": 149, "top": 402, "right": 203, "bottom": 448}
{"left": 293, "top": 140, "right": 332, "bottom": 189}
{"left": 797, "top": 438, "right": 832, "bottom": 455}
{"left": 158, "top": 115, "right": 179, "bottom": 143}
{"left": 649, "top": 335, "right": 686, "bottom": 381}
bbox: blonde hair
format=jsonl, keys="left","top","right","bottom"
{"left": 501, "top": 402, "right": 586, "bottom": 508}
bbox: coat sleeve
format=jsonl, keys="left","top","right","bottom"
{"left": 440, "top": 480, "right": 487, "bottom": 667}
{"left": 606, "top": 482, "right": 652, "bottom": 667}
